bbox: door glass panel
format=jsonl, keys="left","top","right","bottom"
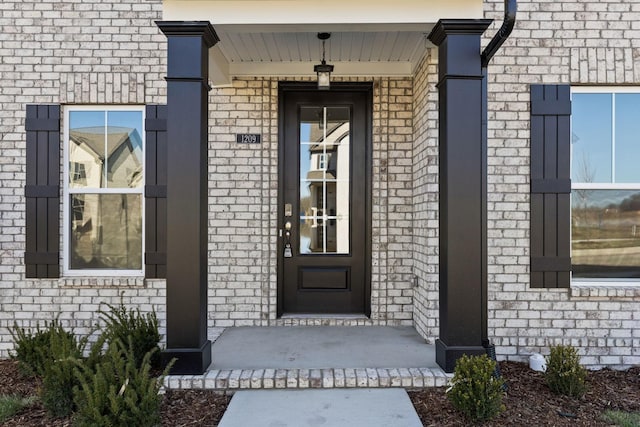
{"left": 299, "top": 106, "right": 350, "bottom": 254}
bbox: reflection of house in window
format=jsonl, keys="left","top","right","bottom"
{"left": 69, "top": 126, "right": 143, "bottom": 189}
{"left": 68, "top": 125, "right": 143, "bottom": 269}
{"left": 70, "top": 162, "right": 87, "bottom": 186}
{"left": 305, "top": 115, "right": 350, "bottom": 253}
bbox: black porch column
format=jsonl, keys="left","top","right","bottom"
{"left": 428, "top": 19, "right": 493, "bottom": 373}
{"left": 157, "top": 21, "right": 219, "bottom": 374}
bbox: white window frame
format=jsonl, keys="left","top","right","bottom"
{"left": 571, "top": 87, "right": 640, "bottom": 286}
{"left": 62, "top": 105, "right": 145, "bottom": 277}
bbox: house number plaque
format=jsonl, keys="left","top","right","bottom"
{"left": 236, "top": 133, "right": 261, "bottom": 144}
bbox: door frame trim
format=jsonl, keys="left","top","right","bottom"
{"left": 276, "top": 81, "right": 373, "bottom": 317}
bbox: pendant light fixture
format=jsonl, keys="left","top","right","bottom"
{"left": 314, "top": 32, "right": 333, "bottom": 90}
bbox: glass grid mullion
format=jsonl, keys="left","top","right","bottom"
{"left": 322, "top": 106, "right": 327, "bottom": 254}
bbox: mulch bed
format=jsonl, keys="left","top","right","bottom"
{"left": 1, "top": 358, "right": 638, "bottom": 426}
{"left": 409, "top": 361, "right": 640, "bottom": 426}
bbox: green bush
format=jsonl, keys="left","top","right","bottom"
{"left": 545, "top": 345, "right": 587, "bottom": 398}
{"left": 9, "top": 319, "right": 75, "bottom": 377}
{"left": 40, "top": 322, "right": 90, "bottom": 418}
{"left": 602, "top": 410, "right": 640, "bottom": 427}
{"left": 447, "top": 354, "right": 506, "bottom": 423}
{"left": 73, "top": 338, "right": 172, "bottom": 427}
{"left": 99, "top": 301, "right": 161, "bottom": 369}
{"left": 0, "top": 395, "right": 37, "bottom": 423}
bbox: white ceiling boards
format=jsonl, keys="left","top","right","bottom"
{"left": 162, "top": 0, "right": 484, "bottom": 86}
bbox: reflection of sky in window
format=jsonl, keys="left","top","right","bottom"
{"left": 70, "top": 110, "right": 143, "bottom": 150}
{"left": 615, "top": 94, "right": 640, "bottom": 183}
{"left": 300, "top": 123, "right": 311, "bottom": 198}
{"left": 571, "top": 93, "right": 612, "bottom": 183}
{"left": 572, "top": 93, "right": 640, "bottom": 184}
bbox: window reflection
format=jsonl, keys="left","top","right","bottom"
{"left": 299, "top": 107, "right": 350, "bottom": 254}
{"left": 571, "top": 93, "right": 612, "bottom": 183}
{"left": 67, "top": 108, "right": 144, "bottom": 272}
{"left": 69, "top": 111, "right": 143, "bottom": 189}
{"left": 572, "top": 190, "right": 640, "bottom": 278}
{"left": 70, "top": 194, "right": 142, "bottom": 269}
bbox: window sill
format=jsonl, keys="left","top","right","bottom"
{"left": 570, "top": 282, "right": 640, "bottom": 299}
{"left": 58, "top": 276, "right": 148, "bottom": 288}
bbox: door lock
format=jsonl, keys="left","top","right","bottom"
{"left": 283, "top": 221, "right": 293, "bottom": 258}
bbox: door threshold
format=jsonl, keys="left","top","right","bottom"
{"left": 280, "top": 313, "right": 369, "bottom": 319}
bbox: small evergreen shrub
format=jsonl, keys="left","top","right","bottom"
{"left": 99, "top": 301, "right": 161, "bottom": 368}
{"left": 73, "top": 338, "right": 172, "bottom": 427}
{"left": 40, "top": 321, "right": 90, "bottom": 418}
{"left": 0, "top": 395, "right": 37, "bottom": 423}
{"left": 602, "top": 410, "right": 640, "bottom": 427}
{"left": 9, "top": 319, "right": 75, "bottom": 377}
{"left": 545, "top": 345, "right": 587, "bottom": 398}
{"left": 447, "top": 354, "right": 506, "bottom": 423}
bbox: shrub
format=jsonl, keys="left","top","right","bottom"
{"left": 99, "top": 301, "right": 161, "bottom": 369}
{"left": 40, "top": 322, "right": 90, "bottom": 418}
{"left": 73, "top": 338, "right": 172, "bottom": 427}
{"left": 447, "top": 354, "right": 506, "bottom": 423}
{"left": 602, "top": 410, "right": 640, "bottom": 427}
{"left": 9, "top": 319, "right": 75, "bottom": 377}
{"left": 0, "top": 395, "right": 37, "bottom": 423}
{"left": 545, "top": 345, "right": 587, "bottom": 398}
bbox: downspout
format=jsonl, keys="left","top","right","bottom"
{"left": 480, "top": 0, "right": 517, "bottom": 360}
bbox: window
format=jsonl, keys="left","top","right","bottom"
{"left": 63, "top": 106, "right": 145, "bottom": 275}
{"left": 571, "top": 88, "right": 640, "bottom": 280}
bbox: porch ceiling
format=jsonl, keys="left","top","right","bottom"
{"left": 162, "top": 0, "right": 484, "bottom": 86}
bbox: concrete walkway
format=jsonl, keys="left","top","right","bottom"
{"left": 218, "top": 388, "right": 423, "bottom": 427}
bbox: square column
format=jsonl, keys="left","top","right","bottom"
{"left": 157, "top": 21, "right": 219, "bottom": 374}
{"left": 428, "top": 19, "right": 493, "bottom": 373}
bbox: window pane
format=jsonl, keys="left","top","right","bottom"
{"left": 571, "top": 93, "right": 612, "bottom": 183}
{"left": 614, "top": 94, "right": 640, "bottom": 183}
{"left": 70, "top": 194, "right": 142, "bottom": 270}
{"left": 69, "top": 111, "right": 105, "bottom": 188}
{"left": 572, "top": 190, "right": 640, "bottom": 278}
{"left": 106, "top": 111, "right": 144, "bottom": 188}
{"left": 299, "top": 106, "right": 350, "bottom": 254}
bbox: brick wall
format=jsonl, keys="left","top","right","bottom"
{"left": 0, "top": 0, "right": 417, "bottom": 357}
{"left": 207, "top": 77, "right": 415, "bottom": 328}
{"left": 483, "top": 0, "right": 640, "bottom": 368}
{"left": 412, "top": 49, "right": 440, "bottom": 342}
{"left": 1, "top": 0, "right": 638, "bottom": 369}
{"left": 0, "top": 0, "right": 167, "bottom": 357}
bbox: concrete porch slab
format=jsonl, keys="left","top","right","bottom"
{"left": 218, "top": 388, "right": 423, "bottom": 427}
{"left": 210, "top": 326, "right": 438, "bottom": 370}
{"left": 163, "top": 326, "right": 451, "bottom": 390}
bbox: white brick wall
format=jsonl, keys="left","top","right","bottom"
{"left": 412, "top": 49, "right": 440, "bottom": 342}
{"left": 1, "top": 0, "right": 638, "bottom": 369}
{"left": 0, "top": 0, "right": 167, "bottom": 358}
{"left": 206, "top": 76, "right": 415, "bottom": 328}
{"left": 482, "top": 0, "right": 640, "bottom": 368}
{"left": 0, "top": 0, "right": 417, "bottom": 357}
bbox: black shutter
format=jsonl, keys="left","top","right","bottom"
{"left": 144, "top": 105, "right": 167, "bottom": 278}
{"left": 24, "top": 105, "right": 60, "bottom": 278}
{"left": 530, "top": 84, "right": 571, "bottom": 288}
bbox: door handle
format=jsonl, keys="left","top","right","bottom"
{"left": 283, "top": 221, "right": 293, "bottom": 258}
